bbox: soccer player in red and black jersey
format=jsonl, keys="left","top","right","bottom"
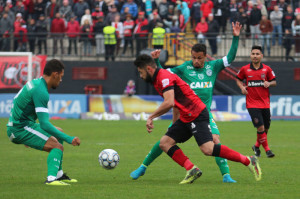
{"left": 134, "top": 54, "right": 262, "bottom": 183}
{"left": 236, "top": 45, "right": 277, "bottom": 158}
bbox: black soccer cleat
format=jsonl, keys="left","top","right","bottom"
{"left": 266, "top": 150, "right": 275, "bottom": 158}
{"left": 57, "top": 173, "right": 78, "bottom": 183}
{"left": 252, "top": 145, "right": 261, "bottom": 157}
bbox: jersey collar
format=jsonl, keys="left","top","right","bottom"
{"left": 250, "top": 63, "right": 263, "bottom": 70}
{"left": 41, "top": 77, "right": 48, "bottom": 89}
{"left": 152, "top": 68, "right": 160, "bottom": 82}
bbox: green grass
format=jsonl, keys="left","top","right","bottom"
{"left": 0, "top": 119, "right": 299, "bottom": 199}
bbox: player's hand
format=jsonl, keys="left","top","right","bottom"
{"left": 241, "top": 86, "right": 248, "bottom": 95}
{"left": 264, "top": 80, "right": 270, "bottom": 88}
{"left": 72, "top": 137, "right": 81, "bottom": 146}
{"left": 232, "top": 21, "right": 242, "bottom": 36}
{"left": 146, "top": 118, "right": 154, "bottom": 133}
{"left": 151, "top": 49, "right": 161, "bottom": 59}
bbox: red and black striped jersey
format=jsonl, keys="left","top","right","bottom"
{"left": 152, "top": 68, "right": 206, "bottom": 123}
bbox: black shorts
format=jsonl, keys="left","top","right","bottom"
{"left": 165, "top": 108, "right": 213, "bottom": 146}
{"left": 247, "top": 108, "right": 271, "bottom": 129}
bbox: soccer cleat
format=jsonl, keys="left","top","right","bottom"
{"left": 57, "top": 173, "right": 78, "bottom": 183}
{"left": 130, "top": 164, "right": 147, "bottom": 180}
{"left": 252, "top": 145, "right": 261, "bottom": 157}
{"left": 223, "top": 174, "right": 237, "bottom": 183}
{"left": 45, "top": 180, "right": 70, "bottom": 186}
{"left": 247, "top": 156, "right": 262, "bottom": 181}
{"left": 266, "top": 150, "right": 275, "bottom": 158}
{"left": 179, "top": 166, "right": 202, "bottom": 184}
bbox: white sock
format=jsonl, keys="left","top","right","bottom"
{"left": 56, "top": 170, "right": 63, "bottom": 179}
{"left": 47, "top": 175, "right": 56, "bottom": 182}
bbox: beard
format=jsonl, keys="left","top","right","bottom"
{"left": 51, "top": 85, "right": 57, "bottom": 89}
{"left": 144, "top": 72, "right": 152, "bottom": 83}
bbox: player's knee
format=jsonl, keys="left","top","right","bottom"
{"left": 257, "top": 126, "right": 265, "bottom": 132}
{"left": 200, "top": 146, "right": 213, "bottom": 156}
{"left": 212, "top": 135, "right": 220, "bottom": 144}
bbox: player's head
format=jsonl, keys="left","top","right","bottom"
{"left": 251, "top": 45, "right": 263, "bottom": 65}
{"left": 134, "top": 54, "right": 157, "bottom": 83}
{"left": 43, "top": 59, "right": 65, "bottom": 89}
{"left": 191, "top": 44, "right": 207, "bottom": 68}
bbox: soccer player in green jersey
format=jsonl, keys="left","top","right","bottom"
{"left": 131, "top": 22, "right": 242, "bottom": 183}
{"left": 6, "top": 59, "right": 81, "bottom": 186}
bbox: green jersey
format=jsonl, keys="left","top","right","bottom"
{"left": 156, "top": 36, "right": 239, "bottom": 110}
{"left": 7, "top": 77, "right": 74, "bottom": 144}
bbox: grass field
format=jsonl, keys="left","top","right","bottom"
{"left": 0, "top": 118, "right": 299, "bottom": 199}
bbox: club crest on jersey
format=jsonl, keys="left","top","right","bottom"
{"left": 261, "top": 73, "right": 266, "bottom": 79}
{"left": 162, "top": 79, "right": 169, "bottom": 88}
{"left": 198, "top": 74, "right": 204, "bottom": 80}
{"left": 206, "top": 69, "right": 212, "bottom": 76}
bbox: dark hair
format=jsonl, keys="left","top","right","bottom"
{"left": 251, "top": 45, "right": 262, "bottom": 53}
{"left": 191, "top": 44, "right": 206, "bottom": 55}
{"left": 43, "top": 59, "right": 64, "bottom": 76}
{"left": 134, "top": 54, "right": 156, "bottom": 69}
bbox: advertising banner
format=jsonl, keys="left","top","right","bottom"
{"left": 0, "top": 55, "right": 47, "bottom": 89}
{"left": 0, "top": 94, "right": 87, "bottom": 118}
{"left": 232, "top": 95, "right": 300, "bottom": 119}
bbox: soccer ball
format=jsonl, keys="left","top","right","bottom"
{"left": 98, "top": 149, "right": 120, "bottom": 169}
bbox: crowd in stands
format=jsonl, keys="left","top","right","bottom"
{"left": 0, "top": 0, "right": 299, "bottom": 60}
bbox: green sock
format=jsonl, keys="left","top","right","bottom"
{"left": 58, "top": 140, "right": 64, "bottom": 171}
{"left": 47, "top": 148, "right": 63, "bottom": 177}
{"left": 215, "top": 144, "right": 230, "bottom": 176}
{"left": 142, "top": 140, "right": 163, "bottom": 166}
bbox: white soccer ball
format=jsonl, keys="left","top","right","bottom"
{"left": 98, "top": 149, "right": 120, "bottom": 169}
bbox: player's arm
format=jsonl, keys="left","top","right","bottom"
{"left": 236, "top": 78, "right": 248, "bottom": 95}
{"left": 264, "top": 68, "right": 277, "bottom": 88}
{"left": 32, "top": 91, "right": 75, "bottom": 144}
{"left": 146, "top": 89, "right": 174, "bottom": 133}
{"left": 264, "top": 80, "right": 276, "bottom": 88}
{"left": 172, "top": 107, "right": 180, "bottom": 124}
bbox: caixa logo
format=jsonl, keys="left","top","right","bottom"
{"left": 47, "top": 100, "right": 82, "bottom": 114}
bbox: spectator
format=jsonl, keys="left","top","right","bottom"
{"left": 120, "top": 6, "right": 130, "bottom": 22}
{"left": 124, "top": 79, "right": 136, "bottom": 96}
{"left": 163, "top": 5, "right": 175, "bottom": 33}
{"left": 259, "top": 15, "right": 273, "bottom": 56}
{"left": 195, "top": 17, "right": 208, "bottom": 44}
{"left": 66, "top": 15, "right": 80, "bottom": 55}
{"left": 0, "top": 12, "right": 13, "bottom": 51}
{"left": 73, "top": 0, "right": 89, "bottom": 23}
{"left": 92, "top": 5, "right": 103, "bottom": 24}
{"left": 36, "top": 14, "right": 48, "bottom": 54}
{"left": 121, "top": 0, "right": 138, "bottom": 19}
{"left": 13, "top": 13, "right": 25, "bottom": 51}
{"left": 59, "top": 0, "right": 72, "bottom": 24}
{"left": 116, "top": 0, "right": 125, "bottom": 13}
{"left": 94, "top": 15, "right": 105, "bottom": 55}
{"left": 236, "top": 6, "right": 248, "bottom": 46}
{"left": 112, "top": 14, "right": 124, "bottom": 55}
{"left": 46, "top": 0, "right": 59, "bottom": 22}
{"left": 201, "top": 0, "right": 214, "bottom": 19}
{"left": 267, "top": 0, "right": 278, "bottom": 13}
{"left": 283, "top": 29, "right": 293, "bottom": 61}
{"left": 152, "top": 22, "right": 165, "bottom": 49}
{"left": 23, "top": 0, "right": 35, "bottom": 21}
{"left": 282, "top": 5, "right": 294, "bottom": 33}
{"left": 13, "top": 0, "right": 26, "bottom": 18}
{"left": 81, "top": 19, "right": 93, "bottom": 56}
{"left": 81, "top": 9, "right": 93, "bottom": 26}
{"left": 15, "top": 23, "right": 28, "bottom": 52}
{"left": 103, "top": 23, "right": 117, "bottom": 61}
{"left": 257, "top": 0, "right": 268, "bottom": 17}
{"left": 249, "top": 2, "right": 262, "bottom": 45}
{"left": 51, "top": 12, "right": 65, "bottom": 55}
{"left": 4, "top": 5, "right": 15, "bottom": 24}
{"left": 278, "top": 0, "right": 288, "bottom": 13}
{"left": 33, "top": 0, "right": 46, "bottom": 20}
{"left": 176, "top": 1, "right": 190, "bottom": 25}
{"left": 122, "top": 13, "right": 134, "bottom": 56}
{"left": 94, "top": 0, "right": 108, "bottom": 16}
{"left": 148, "top": 11, "right": 162, "bottom": 32}
{"left": 292, "top": 14, "right": 300, "bottom": 57}
{"left": 207, "top": 13, "right": 219, "bottom": 56}
{"left": 105, "top": 4, "right": 120, "bottom": 26}
{"left": 27, "top": 18, "right": 36, "bottom": 54}
{"left": 142, "top": 0, "right": 157, "bottom": 18}
{"left": 229, "top": 0, "right": 239, "bottom": 24}
{"left": 170, "top": 16, "right": 181, "bottom": 58}
{"left": 270, "top": 5, "right": 283, "bottom": 46}
{"left": 213, "top": 0, "right": 228, "bottom": 35}
{"left": 158, "top": 0, "right": 169, "bottom": 20}
{"left": 134, "top": 11, "right": 148, "bottom": 57}
{"left": 190, "top": 0, "right": 201, "bottom": 30}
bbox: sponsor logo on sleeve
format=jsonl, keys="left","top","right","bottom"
{"left": 272, "top": 71, "right": 275, "bottom": 76}
{"left": 162, "top": 79, "right": 170, "bottom": 88}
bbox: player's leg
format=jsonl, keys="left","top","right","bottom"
{"left": 262, "top": 109, "right": 275, "bottom": 157}
{"left": 194, "top": 109, "right": 262, "bottom": 181}
{"left": 130, "top": 123, "right": 174, "bottom": 180}
{"left": 161, "top": 120, "right": 202, "bottom": 184}
{"left": 209, "top": 113, "right": 236, "bottom": 183}
{"left": 248, "top": 108, "right": 264, "bottom": 157}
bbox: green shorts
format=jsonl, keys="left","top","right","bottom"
{"left": 7, "top": 123, "right": 50, "bottom": 151}
{"left": 168, "top": 111, "right": 220, "bottom": 135}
